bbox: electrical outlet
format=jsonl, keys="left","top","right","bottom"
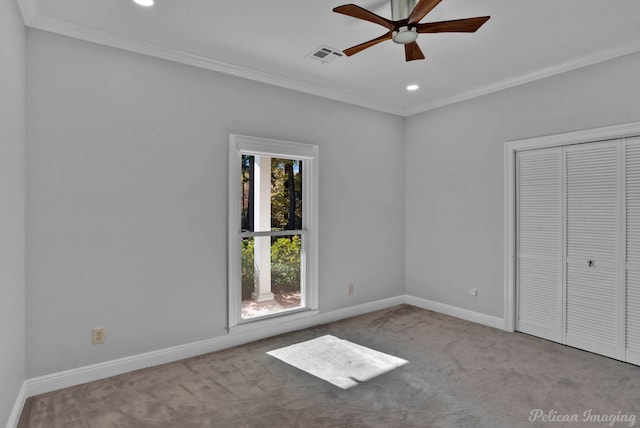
{"left": 469, "top": 287, "right": 478, "bottom": 296}
{"left": 348, "top": 283, "right": 354, "bottom": 296}
{"left": 92, "top": 327, "right": 105, "bottom": 345}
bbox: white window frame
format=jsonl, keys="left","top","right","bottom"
{"left": 228, "top": 134, "right": 319, "bottom": 330}
{"left": 504, "top": 121, "right": 640, "bottom": 333}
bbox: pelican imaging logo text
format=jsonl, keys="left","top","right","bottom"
{"left": 528, "top": 409, "right": 636, "bottom": 427}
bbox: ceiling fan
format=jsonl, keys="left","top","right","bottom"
{"left": 333, "top": 0, "right": 490, "bottom": 61}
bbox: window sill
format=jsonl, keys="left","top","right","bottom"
{"left": 229, "top": 308, "right": 320, "bottom": 335}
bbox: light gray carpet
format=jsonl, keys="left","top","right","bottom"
{"left": 18, "top": 305, "right": 640, "bottom": 427}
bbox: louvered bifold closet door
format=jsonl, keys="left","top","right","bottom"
{"left": 516, "top": 148, "right": 563, "bottom": 342}
{"left": 565, "top": 141, "right": 622, "bottom": 359}
{"left": 627, "top": 137, "right": 640, "bottom": 364}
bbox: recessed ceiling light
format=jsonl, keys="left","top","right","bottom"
{"left": 133, "top": 0, "right": 154, "bottom": 7}
{"left": 406, "top": 84, "right": 420, "bottom": 92}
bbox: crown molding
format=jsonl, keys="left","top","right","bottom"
{"left": 404, "top": 38, "right": 640, "bottom": 117}
{"left": 20, "top": 4, "right": 640, "bottom": 118}
{"left": 25, "top": 14, "right": 405, "bottom": 117}
{"left": 16, "top": 0, "right": 37, "bottom": 25}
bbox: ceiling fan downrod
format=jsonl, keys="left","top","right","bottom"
{"left": 391, "top": 0, "right": 418, "bottom": 44}
{"left": 390, "top": 0, "right": 417, "bottom": 20}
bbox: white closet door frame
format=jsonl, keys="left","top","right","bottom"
{"left": 504, "top": 121, "right": 640, "bottom": 333}
{"left": 625, "top": 137, "right": 640, "bottom": 364}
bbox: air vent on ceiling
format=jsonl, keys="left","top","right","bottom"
{"left": 306, "top": 46, "right": 345, "bottom": 64}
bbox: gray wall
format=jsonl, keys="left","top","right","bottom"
{"left": 405, "top": 52, "right": 640, "bottom": 319}
{"left": 0, "top": 0, "right": 26, "bottom": 424}
{"left": 25, "top": 30, "right": 405, "bottom": 377}
{"left": 22, "top": 16, "right": 640, "bottom": 382}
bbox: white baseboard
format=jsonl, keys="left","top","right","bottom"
{"left": 404, "top": 295, "right": 506, "bottom": 330}
{"left": 5, "top": 381, "right": 27, "bottom": 428}
{"left": 24, "top": 296, "right": 405, "bottom": 397}
{"left": 20, "top": 294, "right": 505, "bottom": 403}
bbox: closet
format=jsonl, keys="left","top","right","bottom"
{"left": 516, "top": 136, "right": 640, "bottom": 364}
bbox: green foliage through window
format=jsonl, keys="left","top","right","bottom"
{"left": 241, "top": 155, "right": 302, "bottom": 232}
{"left": 241, "top": 236, "right": 301, "bottom": 300}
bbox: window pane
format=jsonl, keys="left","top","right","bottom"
{"left": 241, "top": 155, "right": 302, "bottom": 232}
{"left": 271, "top": 158, "right": 303, "bottom": 231}
{"left": 241, "top": 155, "right": 254, "bottom": 232}
{"left": 241, "top": 234, "right": 303, "bottom": 320}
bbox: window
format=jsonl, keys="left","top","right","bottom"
{"left": 228, "top": 134, "right": 318, "bottom": 329}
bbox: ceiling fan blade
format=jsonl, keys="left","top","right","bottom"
{"left": 333, "top": 4, "right": 395, "bottom": 30}
{"left": 405, "top": 41, "right": 425, "bottom": 61}
{"left": 407, "top": 0, "right": 443, "bottom": 25}
{"left": 417, "top": 16, "right": 490, "bottom": 33}
{"left": 343, "top": 32, "right": 393, "bottom": 56}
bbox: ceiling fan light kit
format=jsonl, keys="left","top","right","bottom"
{"left": 333, "top": 0, "right": 489, "bottom": 62}
{"left": 393, "top": 27, "right": 418, "bottom": 44}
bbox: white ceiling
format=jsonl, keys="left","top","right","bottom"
{"left": 17, "top": 0, "right": 640, "bottom": 116}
